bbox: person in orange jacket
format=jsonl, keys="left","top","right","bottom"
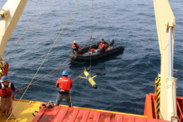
{"left": 72, "top": 40, "right": 81, "bottom": 52}
{"left": 101, "top": 42, "right": 106, "bottom": 50}
{"left": 99, "top": 38, "right": 104, "bottom": 46}
{"left": 97, "top": 38, "right": 104, "bottom": 49}
{"left": 0, "top": 76, "right": 19, "bottom": 116}
{"left": 97, "top": 41, "right": 106, "bottom": 52}
{"left": 55, "top": 71, "right": 73, "bottom": 107}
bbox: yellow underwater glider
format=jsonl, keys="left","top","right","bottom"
{"left": 80, "top": 68, "right": 97, "bottom": 89}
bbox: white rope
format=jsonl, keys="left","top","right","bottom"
{"left": 90, "top": 0, "right": 93, "bottom": 74}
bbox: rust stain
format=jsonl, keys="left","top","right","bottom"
{"left": 39, "top": 115, "right": 55, "bottom": 122}
{"left": 77, "top": 116, "right": 83, "bottom": 122}
{"left": 99, "top": 113, "right": 113, "bottom": 122}
{"left": 89, "top": 117, "right": 93, "bottom": 119}
{"left": 64, "top": 110, "right": 73, "bottom": 120}
{"left": 101, "top": 113, "right": 112, "bottom": 118}
{"left": 65, "top": 109, "right": 74, "bottom": 117}
{"left": 111, "top": 114, "right": 116, "bottom": 119}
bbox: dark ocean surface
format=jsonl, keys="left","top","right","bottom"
{"left": 0, "top": 0, "right": 183, "bottom": 115}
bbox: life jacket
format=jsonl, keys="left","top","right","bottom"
{"left": 0, "top": 81, "right": 12, "bottom": 97}
{"left": 90, "top": 49, "right": 95, "bottom": 52}
{"left": 99, "top": 43, "right": 103, "bottom": 47}
{"left": 56, "top": 76, "right": 72, "bottom": 92}
{"left": 101, "top": 44, "right": 106, "bottom": 50}
{"left": 72, "top": 44, "right": 80, "bottom": 50}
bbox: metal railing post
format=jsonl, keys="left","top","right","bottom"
{"left": 169, "top": 27, "right": 173, "bottom": 77}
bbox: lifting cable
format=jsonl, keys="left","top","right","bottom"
{"left": 11, "top": 38, "right": 89, "bottom": 91}
{"left": 18, "top": 38, "right": 91, "bottom": 91}
{"left": 3, "top": 0, "right": 54, "bottom": 57}
{"left": 13, "top": 66, "right": 91, "bottom": 101}
{"left": 90, "top": 0, "right": 93, "bottom": 75}
{"left": 8, "top": 37, "right": 90, "bottom": 122}
{"left": 18, "top": 1, "right": 94, "bottom": 91}
{"left": 11, "top": 66, "right": 91, "bottom": 120}
{"left": 6, "top": 0, "right": 81, "bottom": 121}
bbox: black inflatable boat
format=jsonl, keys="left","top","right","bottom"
{"left": 69, "top": 41, "right": 124, "bottom": 62}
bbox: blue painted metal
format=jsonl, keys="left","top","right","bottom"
{"left": 169, "top": 28, "right": 173, "bottom": 77}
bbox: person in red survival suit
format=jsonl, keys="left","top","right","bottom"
{"left": 97, "top": 41, "right": 106, "bottom": 52}
{"left": 0, "top": 76, "right": 19, "bottom": 116}
{"left": 101, "top": 42, "right": 106, "bottom": 50}
{"left": 72, "top": 40, "right": 81, "bottom": 52}
{"left": 56, "top": 71, "right": 73, "bottom": 107}
{"left": 99, "top": 38, "right": 104, "bottom": 46}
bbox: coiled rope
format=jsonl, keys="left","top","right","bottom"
{"left": 6, "top": 0, "right": 81, "bottom": 121}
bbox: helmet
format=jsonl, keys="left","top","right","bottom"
{"left": 1, "top": 76, "right": 8, "bottom": 82}
{"left": 62, "top": 71, "right": 68, "bottom": 76}
{"left": 73, "top": 40, "right": 76, "bottom": 43}
{"left": 100, "top": 38, "right": 104, "bottom": 43}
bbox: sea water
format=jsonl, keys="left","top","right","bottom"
{"left": 0, "top": 0, "right": 183, "bottom": 115}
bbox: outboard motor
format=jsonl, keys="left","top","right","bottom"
{"left": 109, "top": 39, "right": 114, "bottom": 46}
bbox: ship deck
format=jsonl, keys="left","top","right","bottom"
{"left": 0, "top": 99, "right": 169, "bottom": 122}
